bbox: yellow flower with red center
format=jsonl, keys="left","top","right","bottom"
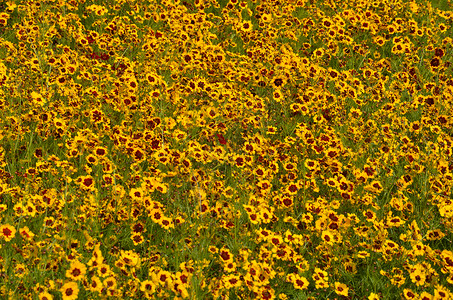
{"left": 19, "top": 226, "right": 35, "bottom": 241}
{"left": 38, "top": 291, "right": 54, "bottom": 300}
{"left": 0, "top": 224, "right": 16, "bottom": 242}
{"left": 60, "top": 282, "right": 79, "bottom": 300}
{"left": 140, "top": 279, "right": 157, "bottom": 295}
{"left": 287, "top": 273, "right": 309, "bottom": 290}
{"left": 66, "top": 261, "right": 87, "bottom": 281}
{"left": 334, "top": 282, "right": 349, "bottom": 296}
{"left": 240, "top": 20, "right": 253, "bottom": 32}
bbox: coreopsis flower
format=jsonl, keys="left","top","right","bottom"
{"left": 66, "top": 261, "right": 87, "bottom": 281}
{"left": 38, "top": 291, "right": 54, "bottom": 300}
{"left": 240, "top": 20, "right": 253, "bottom": 32}
{"left": 60, "top": 282, "right": 79, "bottom": 300}
{"left": 0, "top": 224, "right": 16, "bottom": 241}
{"left": 403, "top": 289, "right": 418, "bottom": 299}
{"left": 87, "top": 276, "right": 103, "bottom": 293}
{"left": 219, "top": 247, "right": 234, "bottom": 264}
{"left": 31, "top": 91, "right": 46, "bottom": 106}
{"left": 159, "top": 216, "right": 174, "bottom": 230}
{"left": 287, "top": 273, "right": 309, "bottom": 290}
{"left": 19, "top": 226, "right": 35, "bottom": 241}
{"left": 321, "top": 230, "right": 335, "bottom": 245}
{"left": 334, "top": 282, "right": 349, "bottom": 296}
{"left": 97, "top": 263, "right": 112, "bottom": 278}
{"left": 368, "top": 292, "right": 380, "bottom": 300}
{"left": 140, "top": 279, "right": 156, "bottom": 297}
{"left": 223, "top": 274, "right": 241, "bottom": 289}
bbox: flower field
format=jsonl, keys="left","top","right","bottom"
{"left": 0, "top": 0, "right": 453, "bottom": 299}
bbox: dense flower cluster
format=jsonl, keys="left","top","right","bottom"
{"left": 0, "top": 0, "right": 452, "bottom": 299}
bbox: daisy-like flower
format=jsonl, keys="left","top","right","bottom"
{"left": 267, "top": 126, "right": 278, "bottom": 135}
{"left": 219, "top": 247, "right": 234, "bottom": 264}
{"left": 321, "top": 230, "right": 335, "bottom": 245}
{"left": 14, "top": 263, "right": 27, "bottom": 278}
{"left": 129, "top": 187, "right": 144, "bottom": 201}
{"left": 240, "top": 20, "right": 253, "bottom": 32}
{"left": 287, "top": 273, "right": 309, "bottom": 290}
{"left": 368, "top": 292, "right": 380, "bottom": 300}
{"left": 131, "top": 233, "right": 144, "bottom": 246}
{"left": 159, "top": 216, "right": 174, "bottom": 230}
{"left": 409, "top": 267, "right": 426, "bottom": 287}
{"left": 223, "top": 261, "right": 236, "bottom": 273}
{"left": 38, "top": 291, "right": 54, "bottom": 300}
{"left": 66, "top": 261, "right": 87, "bottom": 281}
{"left": 97, "top": 263, "right": 111, "bottom": 278}
{"left": 19, "top": 226, "right": 35, "bottom": 240}
{"left": 0, "top": 224, "right": 16, "bottom": 242}
{"left": 87, "top": 275, "right": 103, "bottom": 293}
{"left": 60, "top": 282, "right": 79, "bottom": 300}
{"left": 103, "top": 276, "right": 117, "bottom": 290}
{"left": 140, "top": 279, "right": 157, "bottom": 295}
{"left": 403, "top": 288, "right": 418, "bottom": 299}
{"left": 152, "top": 270, "right": 172, "bottom": 287}
{"left": 31, "top": 91, "right": 46, "bottom": 106}
{"left": 223, "top": 274, "right": 242, "bottom": 289}
{"left": 121, "top": 250, "right": 141, "bottom": 267}
{"left": 334, "top": 282, "right": 349, "bottom": 296}
{"left": 434, "top": 284, "right": 450, "bottom": 299}
{"left": 261, "top": 13, "right": 272, "bottom": 23}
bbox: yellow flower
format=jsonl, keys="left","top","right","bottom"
{"left": 240, "top": 20, "right": 253, "bottom": 32}
{"left": 152, "top": 270, "right": 172, "bottom": 287}
{"left": 261, "top": 13, "right": 272, "bottom": 23}
{"left": 287, "top": 273, "right": 309, "bottom": 290}
{"left": 219, "top": 247, "right": 234, "bottom": 264}
{"left": 97, "top": 263, "right": 112, "bottom": 277}
{"left": 87, "top": 275, "right": 103, "bottom": 293}
{"left": 321, "top": 230, "right": 335, "bottom": 245}
{"left": 403, "top": 288, "right": 417, "bottom": 299}
{"left": 409, "top": 268, "right": 426, "bottom": 287}
{"left": 279, "top": 293, "right": 288, "bottom": 300}
{"left": 19, "top": 226, "right": 35, "bottom": 240}
{"left": 66, "top": 261, "right": 87, "bottom": 281}
{"left": 14, "top": 263, "right": 27, "bottom": 278}
{"left": 434, "top": 285, "right": 451, "bottom": 299}
{"left": 103, "top": 276, "right": 117, "bottom": 290}
{"left": 408, "top": 1, "right": 418, "bottom": 12}
{"left": 159, "top": 216, "right": 174, "bottom": 230}
{"left": 60, "top": 282, "right": 79, "bottom": 300}
{"left": 419, "top": 291, "right": 433, "bottom": 299}
{"left": 31, "top": 91, "right": 46, "bottom": 106}
{"left": 0, "top": 224, "right": 16, "bottom": 242}
{"left": 39, "top": 291, "right": 54, "bottom": 300}
{"left": 223, "top": 274, "right": 241, "bottom": 288}
{"left": 439, "top": 204, "right": 453, "bottom": 218}
{"left": 121, "top": 250, "right": 141, "bottom": 267}
{"left": 24, "top": 201, "right": 37, "bottom": 217}
{"left": 334, "top": 282, "right": 349, "bottom": 296}
{"left": 129, "top": 187, "right": 144, "bottom": 201}
{"left": 267, "top": 126, "right": 278, "bottom": 135}
{"left": 140, "top": 279, "right": 157, "bottom": 294}
{"left": 313, "top": 268, "right": 329, "bottom": 289}
{"left": 368, "top": 292, "right": 380, "bottom": 300}
{"left": 131, "top": 233, "right": 144, "bottom": 246}
{"left": 0, "top": 13, "right": 9, "bottom": 26}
